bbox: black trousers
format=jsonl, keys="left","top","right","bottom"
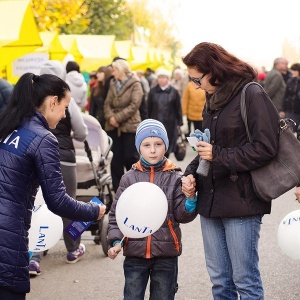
{"left": 107, "top": 129, "right": 139, "bottom": 192}
{"left": 187, "top": 119, "right": 202, "bottom": 136}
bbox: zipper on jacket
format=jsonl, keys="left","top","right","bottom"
{"left": 168, "top": 219, "right": 180, "bottom": 253}
{"left": 145, "top": 166, "right": 155, "bottom": 258}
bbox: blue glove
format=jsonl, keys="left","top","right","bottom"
{"left": 190, "top": 129, "right": 211, "bottom": 177}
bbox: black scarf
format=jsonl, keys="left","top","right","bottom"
{"left": 206, "top": 76, "right": 251, "bottom": 112}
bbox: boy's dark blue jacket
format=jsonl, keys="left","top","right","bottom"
{"left": 0, "top": 111, "right": 99, "bottom": 293}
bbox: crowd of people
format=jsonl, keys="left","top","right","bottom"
{"left": 0, "top": 43, "right": 300, "bottom": 299}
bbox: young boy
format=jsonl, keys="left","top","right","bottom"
{"left": 107, "top": 119, "right": 198, "bottom": 300}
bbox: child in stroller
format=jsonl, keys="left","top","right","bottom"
{"left": 73, "top": 114, "right": 114, "bottom": 256}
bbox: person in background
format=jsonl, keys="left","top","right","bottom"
{"left": 89, "top": 66, "right": 113, "bottom": 129}
{"left": 147, "top": 69, "right": 182, "bottom": 158}
{"left": 29, "top": 61, "right": 89, "bottom": 276}
{"left": 145, "top": 67, "right": 157, "bottom": 88}
{"left": 103, "top": 57, "right": 126, "bottom": 101}
{"left": 282, "top": 59, "right": 292, "bottom": 83}
{"left": 104, "top": 59, "right": 143, "bottom": 192}
{"left": 182, "top": 79, "right": 206, "bottom": 136}
{"left": 171, "top": 68, "right": 187, "bottom": 99}
{"left": 181, "top": 42, "right": 279, "bottom": 300}
{"left": 107, "top": 119, "right": 198, "bottom": 300}
{"left": 264, "top": 58, "right": 287, "bottom": 114}
{"left": 85, "top": 71, "right": 97, "bottom": 111}
{"left": 0, "top": 73, "right": 105, "bottom": 300}
{"left": 0, "top": 78, "right": 13, "bottom": 113}
{"left": 257, "top": 66, "right": 267, "bottom": 87}
{"left": 136, "top": 69, "right": 150, "bottom": 101}
{"left": 66, "top": 61, "right": 88, "bottom": 109}
{"left": 283, "top": 63, "right": 300, "bottom": 134}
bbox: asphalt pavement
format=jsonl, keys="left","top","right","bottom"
{"left": 28, "top": 146, "right": 300, "bottom": 300}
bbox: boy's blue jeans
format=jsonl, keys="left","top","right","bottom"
{"left": 200, "top": 215, "right": 264, "bottom": 300}
{"left": 123, "top": 256, "right": 178, "bottom": 300}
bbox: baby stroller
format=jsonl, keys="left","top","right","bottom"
{"left": 73, "top": 114, "right": 114, "bottom": 256}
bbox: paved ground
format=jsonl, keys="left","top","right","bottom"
{"left": 28, "top": 146, "right": 300, "bottom": 299}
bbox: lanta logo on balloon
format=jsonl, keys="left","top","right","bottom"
{"left": 29, "top": 204, "right": 63, "bottom": 252}
{"left": 278, "top": 209, "right": 300, "bottom": 260}
{"left": 116, "top": 182, "right": 168, "bottom": 239}
{"left": 282, "top": 215, "right": 300, "bottom": 225}
{"left": 123, "top": 217, "right": 153, "bottom": 235}
{"left": 32, "top": 226, "right": 49, "bottom": 250}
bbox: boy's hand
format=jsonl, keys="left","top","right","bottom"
{"left": 108, "top": 243, "right": 122, "bottom": 259}
{"left": 294, "top": 186, "right": 300, "bottom": 203}
{"left": 97, "top": 205, "right": 106, "bottom": 220}
{"left": 182, "top": 175, "right": 196, "bottom": 198}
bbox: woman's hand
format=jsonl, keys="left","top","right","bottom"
{"left": 108, "top": 243, "right": 122, "bottom": 259}
{"left": 109, "top": 116, "right": 119, "bottom": 128}
{"left": 182, "top": 175, "right": 196, "bottom": 198}
{"left": 294, "top": 187, "right": 300, "bottom": 203}
{"left": 97, "top": 205, "right": 106, "bottom": 220}
{"left": 196, "top": 141, "right": 213, "bottom": 161}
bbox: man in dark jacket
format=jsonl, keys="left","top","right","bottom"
{"left": 0, "top": 78, "right": 13, "bottom": 112}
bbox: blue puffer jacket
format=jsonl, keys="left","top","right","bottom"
{"left": 0, "top": 111, "right": 99, "bottom": 293}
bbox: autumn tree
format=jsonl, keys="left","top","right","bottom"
{"left": 60, "top": 0, "right": 133, "bottom": 39}
{"left": 127, "top": 0, "right": 182, "bottom": 64}
{"left": 31, "top": 0, "right": 89, "bottom": 32}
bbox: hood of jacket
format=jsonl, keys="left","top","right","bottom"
{"left": 66, "top": 71, "right": 86, "bottom": 87}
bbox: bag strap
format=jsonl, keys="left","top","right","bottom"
{"left": 240, "top": 81, "right": 287, "bottom": 143}
{"left": 240, "top": 82, "right": 263, "bottom": 143}
{"left": 241, "top": 82, "right": 284, "bottom": 142}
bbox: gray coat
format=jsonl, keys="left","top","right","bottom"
{"left": 264, "top": 68, "right": 286, "bottom": 111}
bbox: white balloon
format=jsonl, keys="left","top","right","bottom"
{"left": 277, "top": 209, "right": 300, "bottom": 260}
{"left": 116, "top": 182, "right": 168, "bottom": 239}
{"left": 29, "top": 204, "right": 63, "bottom": 251}
{"left": 34, "top": 187, "right": 45, "bottom": 208}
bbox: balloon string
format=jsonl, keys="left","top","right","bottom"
{"left": 120, "top": 236, "right": 125, "bottom": 244}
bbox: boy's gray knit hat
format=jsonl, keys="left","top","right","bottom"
{"left": 135, "top": 119, "right": 169, "bottom": 154}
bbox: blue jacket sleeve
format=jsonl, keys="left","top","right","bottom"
{"left": 34, "top": 133, "right": 99, "bottom": 221}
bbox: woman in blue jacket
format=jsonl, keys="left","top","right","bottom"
{"left": 0, "top": 73, "right": 106, "bottom": 300}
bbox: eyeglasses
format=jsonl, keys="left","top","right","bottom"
{"left": 190, "top": 74, "right": 206, "bottom": 86}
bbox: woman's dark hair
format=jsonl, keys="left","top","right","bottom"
{"left": 92, "top": 66, "right": 113, "bottom": 97}
{"left": 290, "top": 63, "right": 300, "bottom": 74}
{"left": 66, "top": 61, "right": 80, "bottom": 73}
{"left": 182, "top": 42, "right": 257, "bottom": 86}
{"left": 0, "top": 72, "right": 70, "bottom": 140}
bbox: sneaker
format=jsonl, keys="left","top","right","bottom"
{"left": 66, "top": 243, "right": 85, "bottom": 264}
{"left": 29, "top": 260, "right": 41, "bottom": 276}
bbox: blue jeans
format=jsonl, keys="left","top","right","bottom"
{"left": 200, "top": 215, "right": 264, "bottom": 300}
{"left": 123, "top": 256, "right": 178, "bottom": 300}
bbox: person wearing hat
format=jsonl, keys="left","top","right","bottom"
{"left": 148, "top": 69, "right": 183, "bottom": 158}
{"left": 107, "top": 119, "right": 198, "bottom": 300}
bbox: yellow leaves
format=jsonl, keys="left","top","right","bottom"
{"left": 31, "top": 0, "right": 88, "bottom": 32}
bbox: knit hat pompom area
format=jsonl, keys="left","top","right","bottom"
{"left": 135, "top": 119, "right": 169, "bottom": 154}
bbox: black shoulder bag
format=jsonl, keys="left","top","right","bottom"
{"left": 241, "top": 82, "right": 300, "bottom": 202}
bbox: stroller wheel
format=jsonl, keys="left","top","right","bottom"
{"left": 93, "top": 233, "right": 100, "bottom": 245}
{"left": 100, "top": 215, "right": 109, "bottom": 256}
